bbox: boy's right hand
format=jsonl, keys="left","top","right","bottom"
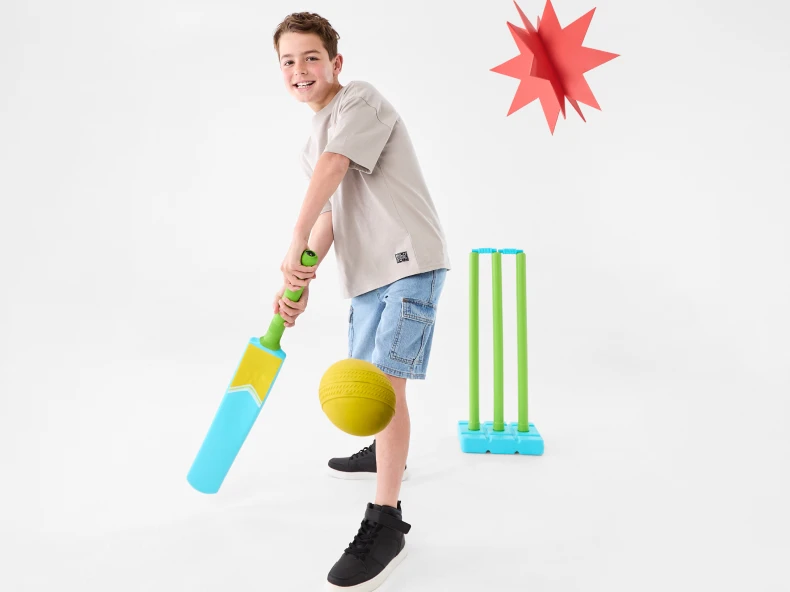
{"left": 273, "top": 283, "right": 309, "bottom": 328}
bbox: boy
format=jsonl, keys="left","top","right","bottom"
{"left": 272, "top": 12, "right": 451, "bottom": 590}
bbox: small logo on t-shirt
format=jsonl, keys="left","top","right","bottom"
{"left": 395, "top": 251, "right": 409, "bottom": 263}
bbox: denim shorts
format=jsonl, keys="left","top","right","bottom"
{"left": 348, "top": 268, "right": 447, "bottom": 380}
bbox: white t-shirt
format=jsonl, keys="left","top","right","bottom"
{"left": 301, "top": 80, "right": 451, "bottom": 299}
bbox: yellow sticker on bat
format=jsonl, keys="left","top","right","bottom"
{"left": 228, "top": 343, "right": 283, "bottom": 406}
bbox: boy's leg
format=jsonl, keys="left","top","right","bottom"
{"left": 369, "top": 268, "right": 447, "bottom": 502}
{"left": 374, "top": 374, "right": 408, "bottom": 507}
{"left": 326, "top": 269, "right": 446, "bottom": 590}
{"left": 327, "top": 288, "right": 410, "bottom": 480}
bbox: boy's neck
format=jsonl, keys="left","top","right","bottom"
{"left": 310, "top": 81, "right": 343, "bottom": 113}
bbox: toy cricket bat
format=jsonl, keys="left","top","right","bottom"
{"left": 187, "top": 249, "right": 318, "bottom": 494}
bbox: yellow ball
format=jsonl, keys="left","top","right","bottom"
{"left": 319, "top": 359, "right": 396, "bottom": 437}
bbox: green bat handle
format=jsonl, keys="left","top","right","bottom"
{"left": 260, "top": 249, "right": 319, "bottom": 351}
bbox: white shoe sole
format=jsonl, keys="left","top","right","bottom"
{"left": 326, "top": 466, "right": 410, "bottom": 481}
{"left": 325, "top": 543, "right": 408, "bottom": 591}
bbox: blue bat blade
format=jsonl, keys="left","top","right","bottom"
{"left": 187, "top": 338, "right": 286, "bottom": 494}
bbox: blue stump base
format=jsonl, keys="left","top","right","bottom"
{"left": 458, "top": 420, "right": 544, "bottom": 455}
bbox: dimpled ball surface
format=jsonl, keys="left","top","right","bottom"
{"left": 318, "top": 359, "right": 396, "bottom": 437}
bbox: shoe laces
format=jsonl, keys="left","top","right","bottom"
{"left": 344, "top": 519, "right": 381, "bottom": 560}
{"left": 350, "top": 444, "right": 374, "bottom": 460}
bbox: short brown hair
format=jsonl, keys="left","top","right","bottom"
{"left": 273, "top": 12, "right": 340, "bottom": 60}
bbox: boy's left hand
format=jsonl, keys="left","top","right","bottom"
{"left": 281, "top": 237, "right": 316, "bottom": 291}
{"left": 273, "top": 283, "right": 309, "bottom": 327}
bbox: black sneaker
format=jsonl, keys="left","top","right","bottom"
{"left": 327, "top": 440, "right": 409, "bottom": 481}
{"left": 326, "top": 501, "right": 411, "bottom": 591}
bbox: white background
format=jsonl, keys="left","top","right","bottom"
{"left": 2, "top": 0, "right": 789, "bottom": 589}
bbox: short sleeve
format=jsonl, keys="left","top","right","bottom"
{"left": 324, "top": 95, "right": 393, "bottom": 174}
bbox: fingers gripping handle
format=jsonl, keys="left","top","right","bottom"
{"left": 259, "top": 249, "right": 318, "bottom": 351}
{"left": 282, "top": 249, "right": 319, "bottom": 304}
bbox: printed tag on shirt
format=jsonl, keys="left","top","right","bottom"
{"left": 395, "top": 251, "right": 409, "bottom": 263}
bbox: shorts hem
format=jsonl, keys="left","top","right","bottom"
{"left": 372, "top": 362, "right": 427, "bottom": 380}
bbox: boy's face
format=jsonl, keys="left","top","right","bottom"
{"left": 278, "top": 32, "right": 342, "bottom": 111}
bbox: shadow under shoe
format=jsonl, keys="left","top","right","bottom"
{"left": 327, "top": 440, "right": 409, "bottom": 481}
{"left": 326, "top": 501, "right": 411, "bottom": 591}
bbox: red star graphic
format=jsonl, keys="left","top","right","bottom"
{"left": 492, "top": 0, "right": 619, "bottom": 133}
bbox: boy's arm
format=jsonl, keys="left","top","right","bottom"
{"left": 274, "top": 210, "right": 333, "bottom": 326}
{"left": 282, "top": 151, "right": 348, "bottom": 289}
{"left": 294, "top": 151, "right": 348, "bottom": 242}
{"left": 309, "top": 210, "right": 334, "bottom": 265}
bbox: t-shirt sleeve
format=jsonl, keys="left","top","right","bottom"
{"left": 323, "top": 94, "right": 394, "bottom": 174}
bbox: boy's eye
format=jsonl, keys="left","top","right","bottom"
{"left": 283, "top": 58, "right": 317, "bottom": 66}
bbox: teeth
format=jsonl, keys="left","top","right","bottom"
{"left": 296, "top": 82, "right": 313, "bottom": 88}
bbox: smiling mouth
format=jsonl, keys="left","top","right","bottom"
{"left": 294, "top": 81, "right": 315, "bottom": 89}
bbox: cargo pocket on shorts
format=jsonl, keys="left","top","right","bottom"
{"left": 348, "top": 305, "right": 354, "bottom": 358}
{"left": 390, "top": 297, "right": 436, "bottom": 366}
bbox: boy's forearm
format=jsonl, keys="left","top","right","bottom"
{"left": 293, "top": 152, "right": 349, "bottom": 242}
{"left": 310, "top": 211, "right": 334, "bottom": 264}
